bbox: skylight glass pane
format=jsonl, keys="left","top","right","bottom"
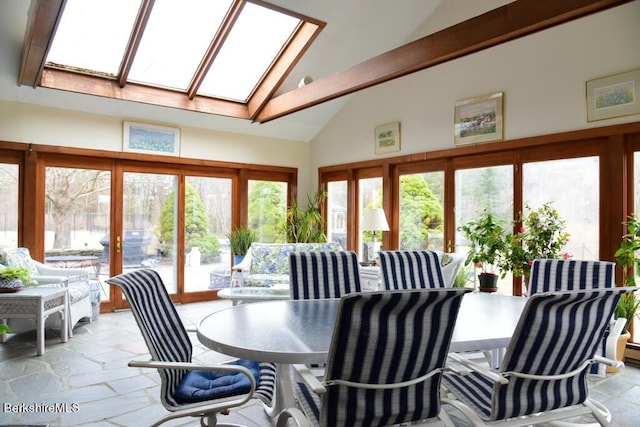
{"left": 46, "top": 0, "right": 141, "bottom": 75}
{"left": 129, "top": 0, "right": 233, "bottom": 90}
{"left": 198, "top": 2, "right": 300, "bottom": 102}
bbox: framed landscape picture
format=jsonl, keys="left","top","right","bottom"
{"left": 123, "top": 121, "right": 181, "bottom": 156}
{"left": 454, "top": 92, "right": 503, "bottom": 145}
{"left": 375, "top": 122, "right": 401, "bottom": 154}
{"left": 587, "top": 68, "right": 640, "bottom": 122}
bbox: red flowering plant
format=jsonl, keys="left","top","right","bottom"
{"left": 499, "top": 202, "right": 570, "bottom": 279}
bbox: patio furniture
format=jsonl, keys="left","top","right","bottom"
{"left": 0, "top": 286, "right": 69, "bottom": 355}
{"left": 276, "top": 288, "right": 471, "bottom": 426}
{"left": 443, "top": 287, "right": 634, "bottom": 427}
{"left": 288, "top": 250, "right": 361, "bottom": 299}
{"left": 217, "top": 286, "right": 290, "bottom": 306}
{"left": 231, "top": 242, "right": 342, "bottom": 287}
{"left": 1, "top": 247, "right": 92, "bottom": 332}
{"left": 107, "top": 269, "right": 276, "bottom": 427}
{"left": 528, "top": 259, "right": 622, "bottom": 376}
{"left": 378, "top": 250, "right": 447, "bottom": 290}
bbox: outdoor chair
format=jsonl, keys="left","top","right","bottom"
{"left": 378, "top": 250, "right": 446, "bottom": 290}
{"left": 277, "top": 287, "right": 472, "bottom": 427}
{"left": 106, "top": 269, "right": 275, "bottom": 427}
{"left": 528, "top": 259, "right": 625, "bottom": 376}
{"left": 443, "top": 287, "right": 634, "bottom": 427}
{"left": 289, "top": 250, "right": 361, "bottom": 299}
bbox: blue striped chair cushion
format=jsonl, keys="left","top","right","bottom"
{"left": 289, "top": 251, "right": 361, "bottom": 300}
{"left": 107, "top": 269, "right": 275, "bottom": 409}
{"left": 528, "top": 259, "right": 615, "bottom": 376}
{"left": 443, "top": 288, "right": 625, "bottom": 421}
{"left": 378, "top": 250, "right": 445, "bottom": 290}
{"left": 296, "top": 288, "right": 470, "bottom": 426}
{"left": 528, "top": 259, "right": 615, "bottom": 295}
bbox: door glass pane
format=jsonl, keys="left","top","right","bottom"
{"left": 122, "top": 172, "right": 177, "bottom": 293}
{"left": 45, "top": 167, "right": 111, "bottom": 299}
{"left": 0, "top": 163, "right": 19, "bottom": 248}
{"left": 359, "top": 177, "right": 383, "bottom": 262}
{"left": 247, "top": 180, "right": 287, "bottom": 243}
{"left": 399, "top": 172, "right": 444, "bottom": 251}
{"left": 631, "top": 151, "right": 640, "bottom": 343}
{"left": 327, "top": 181, "right": 347, "bottom": 249}
{"left": 455, "top": 165, "right": 513, "bottom": 294}
{"left": 184, "top": 176, "right": 232, "bottom": 292}
{"left": 523, "top": 157, "right": 599, "bottom": 260}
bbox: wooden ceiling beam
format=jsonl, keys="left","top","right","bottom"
{"left": 40, "top": 69, "right": 250, "bottom": 119}
{"left": 18, "top": 0, "right": 64, "bottom": 88}
{"left": 247, "top": 20, "right": 324, "bottom": 120}
{"left": 254, "top": 0, "right": 634, "bottom": 123}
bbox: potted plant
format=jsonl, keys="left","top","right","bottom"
{"left": 500, "top": 202, "right": 570, "bottom": 283}
{"left": 226, "top": 226, "right": 258, "bottom": 265}
{"left": 612, "top": 214, "right": 640, "bottom": 365}
{"left": 458, "top": 211, "right": 508, "bottom": 292}
{"left": 0, "top": 266, "right": 34, "bottom": 292}
{"left": 282, "top": 188, "right": 328, "bottom": 243}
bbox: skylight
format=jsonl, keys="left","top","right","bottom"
{"left": 40, "top": 0, "right": 322, "bottom": 114}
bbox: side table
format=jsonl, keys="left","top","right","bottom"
{"left": 217, "top": 286, "right": 290, "bottom": 306}
{"left": 0, "top": 286, "right": 69, "bottom": 356}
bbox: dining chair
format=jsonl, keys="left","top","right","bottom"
{"left": 277, "top": 287, "right": 472, "bottom": 427}
{"left": 378, "top": 250, "right": 446, "bottom": 290}
{"left": 106, "top": 269, "right": 276, "bottom": 427}
{"left": 443, "top": 287, "right": 634, "bottom": 427}
{"left": 289, "top": 250, "right": 361, "bottom": 299}
{"left": 528, "top": 259, "right": 623, "bottom": 377}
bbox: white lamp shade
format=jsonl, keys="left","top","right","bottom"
{"left": 361, "top": 208, "right": 390, "bottom": 231}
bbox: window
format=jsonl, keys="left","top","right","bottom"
{"left": 523, "top": 157, "right": 599, "bottom": 260}
{"left": 0, "top": 162, "right": 19, "bottom": 248}
{"left": 32, "top": 0, "right": 324, "bottom": 120}
{"left": 359, "top": 177, "right": 383, "bottom": 262}
{"left": 45, "top": 166, "right": 111, "bottom": 298}
{"left": 184, "top": 176, "right": 232, "bottom": 293}
{"left": 398, "top": 172, "right": 444, "bottom": 251}
{"left": 455, "top": 165, "right": 514, "bottom": 294}
{"left": 327, "top": 180, "right": 348, "bottom": 249}
{"left": 247, "top": 179, "right": 287, "bottom": 242}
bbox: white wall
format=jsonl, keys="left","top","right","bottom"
{"left": 0, "top": 101, "right": 311, "bottom": 199}
{"left": 309, "top": 1, "right": 640, "bottom": 189}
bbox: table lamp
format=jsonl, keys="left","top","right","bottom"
{"left": 361, "top": 208, "right": 390, "bottom": 264}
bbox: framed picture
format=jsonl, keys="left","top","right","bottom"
{"left": 375, "top": 122, "right": 401, "bottom": 154}
{"left": 587, "top": 68, "right": 640, "bottom": 122}
{"left": 123, "top": 121, "right": 181, "bottom": 156}
{"left": 454, "top": 92, "right": 503, "bottom": 145}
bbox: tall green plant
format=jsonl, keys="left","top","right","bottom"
{"left": 282, "top": 189, "right": 327, "bottom": 243}
{"left": 613, "top": 214, "right": 640, "bottom": 334}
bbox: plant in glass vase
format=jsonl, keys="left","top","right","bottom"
{"left": 501, "top": 202, "right": 570, "bottom": 286}
{"left": 458, "top": 211, "right": 508, "bottom": 292}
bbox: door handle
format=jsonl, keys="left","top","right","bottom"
{"left": 116, "top": 236, "right": 121, "bottom": 253}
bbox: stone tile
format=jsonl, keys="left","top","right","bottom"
{"left": 2, "top": 299, "right": 639, "bottom": 426}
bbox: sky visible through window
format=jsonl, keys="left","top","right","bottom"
{"left": 46, "top": 0, "right": 302, "bottom": 102}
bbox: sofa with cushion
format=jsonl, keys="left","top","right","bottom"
{"left": 0, "top": 247, "right": 93, "bottom": 332}
{"left": 232, "top": 242, "right": 342, "bottom": 287}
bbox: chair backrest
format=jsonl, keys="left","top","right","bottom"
{"left": 528, "top": 259, "right": 615, "bottom": 295}
{"left": 289, "top": 251, "right": 361, "bottom": 299}
{"left": 378, "top": 250, "right": 445, "bottom": 290}
{"left": 106, "top": 269, "right": 191, "bottom": 408}
{"left": 320, "top": 288, "right": 471, "bottom": 426}
{"left": 493, "top": 287, "right": 629, "bottom": 421}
